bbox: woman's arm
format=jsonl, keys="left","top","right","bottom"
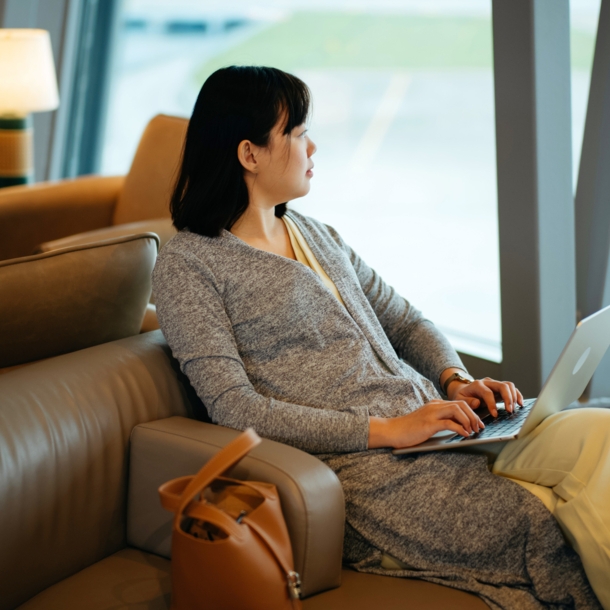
{"left": 368, "top": 399, "right": 485, "bottom": 448}
{"left": 326, "top": 225, "right": 465, "bottom": 393}
{"left": 153, "top": 251, "right": 370, "bottom": 454}
{"left": 321, "top": 225, "right": 526, "bottom": 445}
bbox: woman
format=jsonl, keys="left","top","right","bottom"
{"left": 153, "top": 66, "right": 608, "bottom": 609}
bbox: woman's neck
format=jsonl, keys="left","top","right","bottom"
{"left": 230, "top": 203, "right": 295, "bottom": 260}
{"left": 230, "top": 203, "right": 280, "bottom": 242}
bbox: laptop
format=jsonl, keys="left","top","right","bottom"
{"left": 393, "top": 304, "right": 610, "bottom": 456}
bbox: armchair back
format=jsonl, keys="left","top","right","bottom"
{"left": 113, "top": 114, "right": 188, "bottom": 226}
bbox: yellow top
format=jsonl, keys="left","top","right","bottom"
{"left": 282, "top": 215, "right": 345, "bottom": 306}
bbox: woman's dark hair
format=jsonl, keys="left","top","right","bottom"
{"left": 170, "top": 66, "right": 311, "bottom": 236}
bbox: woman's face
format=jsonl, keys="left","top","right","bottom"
{"left": 250, "top": 117, "right": 317, "bottom": 206}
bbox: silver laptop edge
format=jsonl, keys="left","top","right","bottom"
{"left": 393, "top": 304, "right": 610, "bottom": 455}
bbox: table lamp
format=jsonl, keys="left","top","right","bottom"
{"left": 0, "top": 29, "right": 59, "bottom": 187}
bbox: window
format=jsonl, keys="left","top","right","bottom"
{"left": 570, "top": 0, "right": 601, "bottom": 184}
{"left": 103, "top": 0, "right": 501, "bottom": 360}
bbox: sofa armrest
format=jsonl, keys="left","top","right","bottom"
{"left": 127, "top": 416, "right": 344, "bottom": 598}
{"left": 36, "top": 218, "right": 176, "bottom": 253}
{"left": 0, "top": 175, "right": 123, "bottom": 261}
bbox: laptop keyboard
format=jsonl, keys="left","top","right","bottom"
{"left": 456, "top": 398, "right": 537, "bottom": 441}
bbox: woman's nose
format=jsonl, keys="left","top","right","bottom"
{"left": 308, "top": 138, "right": 317, "bottom": 156}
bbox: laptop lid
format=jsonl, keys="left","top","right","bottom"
{"left": 518, "top": 303, "right": 610, "bottom": 437}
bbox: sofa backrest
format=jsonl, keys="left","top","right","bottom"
{"left": 113, "top": 114, "right": 188, "bottom": 226}
{"left": 0, "top": 331, "right": 192, "bottom": 610}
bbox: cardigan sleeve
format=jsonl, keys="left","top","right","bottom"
{"left": 325, "top": 225, "right": 466, "bottom": 394}
{"left": 152, "top": 250, "right": 370, "bottom": 454}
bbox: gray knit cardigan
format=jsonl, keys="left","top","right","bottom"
{"left": 152, "top": 210, "right": 464, "bottom": 454}
{"left": 152, "top": 210, "right": 600, "bottom": 609}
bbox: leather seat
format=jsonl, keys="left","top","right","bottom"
{"left": 0, "top": 233, "right": 159, "bottom": 369}
{"left": 16, "top": 549, "right": 483, "bottom": 610}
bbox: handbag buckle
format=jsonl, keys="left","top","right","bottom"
{"left": 236, "top": 510, "right": 247, "bottom": 524}
{"left": 287, "top": 571, "right": 301, "bottom": 599}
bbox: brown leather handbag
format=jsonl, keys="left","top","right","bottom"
{"left": 159, "top": 428, "right": 303, "bottom": 610}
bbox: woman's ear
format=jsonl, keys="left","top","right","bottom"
{"left": 237, "top": 139, "right": 258, "bottom": 173}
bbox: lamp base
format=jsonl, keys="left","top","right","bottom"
{"left": 0, "top": 175, "right": 29, "bottom": 187}
{"left": 0, "top": 116, "right": 33, "bottom": 188}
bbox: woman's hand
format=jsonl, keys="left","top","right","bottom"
{"left": 367, "top": 400, "right": 485, "bottom": 449}
{"left": 447, "top": 377, "right": 524, "bottom": 416}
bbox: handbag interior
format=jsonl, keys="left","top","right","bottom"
{"left": 183, "top": 480, "right": 265, "bottom": 541}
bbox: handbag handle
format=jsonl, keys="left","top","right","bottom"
{"left": 173, "top": 428, "right": 261, "bottom": 530}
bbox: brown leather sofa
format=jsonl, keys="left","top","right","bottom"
{"left": 0, "top": 330, "right": 487, "bottom": 609}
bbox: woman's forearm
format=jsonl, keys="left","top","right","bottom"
{"left": 368, "top": 400, "right": 483, "bottom": 450}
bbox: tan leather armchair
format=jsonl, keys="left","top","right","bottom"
{"left": 0, "top": 114, "right": 185, "bottom": 263}
{"left": 0, "top": 330, "right": 486, "bottom": 610}
{"left": 0, "top": 233, "right": 159, "bottom": 371}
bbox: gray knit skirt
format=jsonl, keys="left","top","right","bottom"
{"left": 321, "top": 449, "right": 601, "bottom": 610}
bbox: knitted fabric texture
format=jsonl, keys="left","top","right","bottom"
{"left": 153, "top": 210, "right": 599, "bottom": 609}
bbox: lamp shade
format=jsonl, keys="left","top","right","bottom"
{"left": 0, "top": 29, "right": 59, "bottom": 116}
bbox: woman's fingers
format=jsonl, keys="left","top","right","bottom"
{"left": 464, "top": 396, "right": 480, "bottom": 409}
{"left": 457, "top": 400, "right": 485, "bottom": 432}
{"left": 452, "top": 377, "right": 526, "bottom": 415}
{"left": 439, "top": 401, "right": 483, "bottom": 434}
{"left": 516, "top": 387, "right": 525, "bottom": 406}
{"left": 505, "top": 381, "right": 517, "bottom": 407}
{"left": 435, "top": 419, "right": 471, "bottom": 438}
{"left": 474, "top": 378, "right": 515, "bottom": 413}
{"left": 493, "top": 380, "right": 514, "bottom": 412}
{"left": 505, "top": 381, "right": 523, "bottom": 406}
{"left": 471, "top": 381, "right": 498, "bottom": 416}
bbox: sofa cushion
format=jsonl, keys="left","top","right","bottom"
{"left": 0, "top": 332, "right": 192, "bottom": 610}
{"left": 304, "top": 569, "right": 489, "bottom": 610}
{"left": 16, "top": 548, "right": 171, "bottom": 610}
{"left": 15, "top": 548, "right": 486, "bottom": 610}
